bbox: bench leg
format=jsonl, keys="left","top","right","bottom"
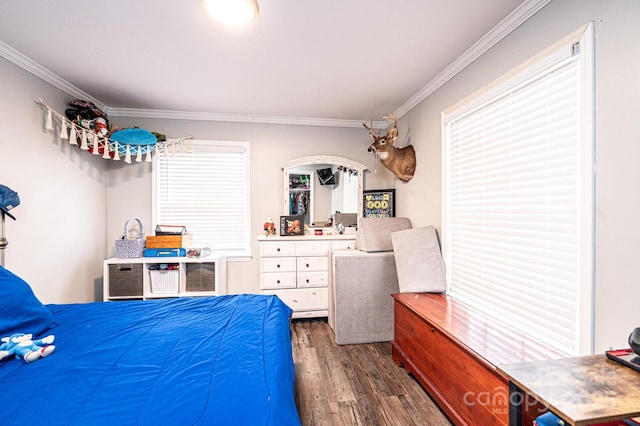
{"left": 508, "top": 381, "right": 523, "bottom": 426}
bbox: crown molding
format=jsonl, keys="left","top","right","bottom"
{"left": 0, "top": 40, "right": 368, "bottom": 128}
{"left": 393, "top": 0, "right": 552, "bottom": 119}
{"left": 0, "top": 41, "right": 107, "bottom": 111}
{"left": 1, "top": 0, "right": 549, "bottom": 126}
{"left": 106, "top": 107, "right": 381, "bottom": 128}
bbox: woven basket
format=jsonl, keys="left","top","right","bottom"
{"left": 115, "top": 217, "right": 146, "bottom": 258}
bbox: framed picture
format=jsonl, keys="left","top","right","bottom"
{"left": 279, "top": 215, "right": 305, "bottom": 236}
{"left": 363, "top": 189, "right": 395, "bottom": 218}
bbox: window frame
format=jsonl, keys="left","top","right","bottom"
{"left": 152, "top": 139, "right": 252, "bottom": 260}
{"left": 441, "top": 23, "right": 595, "bottom": 356}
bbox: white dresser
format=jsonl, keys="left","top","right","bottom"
{"left": 258, "top": 234, "right": 355, "bottom": 318}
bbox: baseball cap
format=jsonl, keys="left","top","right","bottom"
{"left": 0, "top": 185, "right": 20, "bottom": 220}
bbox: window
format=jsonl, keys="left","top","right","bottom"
{"left": 442, "top": 24, "right": 594, "bottom": 356}
{"left": 332, "top": 170, "right": 358, "bottom": 214}
{"left": 342, "top": 171, "right": 359, "bottom": 214}
{"left": 153, "top": 140, "right": 251, "bottom": 258}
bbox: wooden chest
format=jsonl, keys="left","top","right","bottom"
{"left": 392, "top": 293, "right": 561, "bottom": 425}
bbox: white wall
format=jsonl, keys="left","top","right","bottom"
{"left": 0, "top": 57, "right": 108, "bottom": 304}
{"left": 106, "top": 116, "right": 393, "bottom": 295}
{"left": 396, "top": 0, "right": 640, "bottom": 353}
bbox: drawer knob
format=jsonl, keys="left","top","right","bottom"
{"left": 306, "top": 263, "right": 310, "bottom": 268}
{"left": 277, "top": 280, "right": 281, "bottom": 284}
{"left": 277, "top": 248, "right": 281, "bottom": 252}
{"left": 306, "top": 279, "right": 310, "bottom": 283}
{"left": 277, "top": 264, "right": 281, "bottom": 268}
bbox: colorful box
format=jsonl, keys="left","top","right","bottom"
{"left": 145, "top": 234, "right": 193, "bottom": 248}
{"left": 143, "top": 248, "right": 186, "bottom": 257}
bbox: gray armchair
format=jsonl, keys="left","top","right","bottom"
{"left": 328, "top": 217, "right": 411, "bottom": 345}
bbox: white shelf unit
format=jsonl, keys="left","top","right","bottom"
{"left": 103, "top": 255, "right": 227, "bottom": 301}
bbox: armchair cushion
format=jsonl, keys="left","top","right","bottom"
{"left": 391, "top": 225, "right": 447, "bottom": 293}
{"left": 355, "top": 217, "right": 412, "bottom": 252}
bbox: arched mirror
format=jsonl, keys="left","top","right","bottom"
{"left": 282, "top": 156, "right": 367, "bottom": 227}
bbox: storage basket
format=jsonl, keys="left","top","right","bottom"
{"left": 115, "top": 218, "right": 146, "bottom": 258}
{"left": 149, "top": 269, "right": 180, "bottom": 294}
{"left": 108, "top": 264, "right": 143, "bottom": 297}
{"left": 185, "top": 263, "right": 215, "bottom": 292}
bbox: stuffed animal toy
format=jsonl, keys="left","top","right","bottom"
{"left": 263, "top": 218, "right": 275, "bottom": 236}
{"left": 0, "top": 333, "right": 55, "bottom": 363}
{"left": 64, "top": 98, "right": 109, "bottom": 127}
{"left": 64, "top": 99, "right": 112, "bottom": 143}
{"left": 77, "top": 116, "right": 109, "bottom": 137}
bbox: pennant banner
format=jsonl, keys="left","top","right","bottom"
{"left": 34, "top": 98, "right": 192, "bottom": 164}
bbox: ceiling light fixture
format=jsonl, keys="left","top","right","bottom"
{"left": 201, "top": 0, "right": 259, "bottom": 27}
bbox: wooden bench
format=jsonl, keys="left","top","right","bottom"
{"left": 392, "top": 293, "right": 563, "bottom": 425}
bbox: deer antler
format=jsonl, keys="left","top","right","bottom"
{"left": 382, "top": 114, "right": 398, "bottom": 130}
{"left": 362, "top": 118, "right": 379, "bottom": 137}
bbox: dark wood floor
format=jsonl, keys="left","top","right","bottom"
{"left": 291, "top": 319, "right": 453, "bottom": 426}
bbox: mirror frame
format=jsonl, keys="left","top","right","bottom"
{"left": 281, "top": 155, "right": 368, "bottom": 222}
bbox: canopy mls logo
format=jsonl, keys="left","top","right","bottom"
{"left": 462, "top": 366, "right": 621, "bottom": 415}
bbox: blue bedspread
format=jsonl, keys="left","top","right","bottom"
{"left": 0, "top": 294, "right": 301, "bottom": 426}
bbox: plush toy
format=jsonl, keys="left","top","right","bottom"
{"left": 77, "top": 116, "right": 109, "bottom": 137}
{"left": 0, "top": 333, "right": 55, "bottom": 363}
{"left": 65, "top": 98, "right": 109, "bottom": 127}
{"left": 64, "top": 98, "right": 113, "bottom": 140}
{"left": 263, "top": 218, "right": 275, "bottom": 236}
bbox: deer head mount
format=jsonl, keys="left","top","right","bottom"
{"left": 362, "top": 114, "right": 416, "bottom": 182}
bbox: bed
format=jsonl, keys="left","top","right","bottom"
{"left": 0, "top": 266, "right": 301, "bottom": 425}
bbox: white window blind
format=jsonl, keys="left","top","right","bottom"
{"left": 341, "top": 171, "right": 358, "bottom": 214}
{"left": 442, "top": 25, "right": 594, "bottom": 356}
{"left": 329, "top": 170, "right": 358, "bottom": 215}
{"left": 153, "top": 140, "right": 251, "bottom": 257}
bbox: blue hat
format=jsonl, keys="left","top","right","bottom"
{"left": 0, "top": 185, "right": 20, "bottom": 220}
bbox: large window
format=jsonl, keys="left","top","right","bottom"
{"left": 442, "top": 24, "right": 594, "bottom": 356}
{"left": 153, "top": 140, "right": 251, "bottom": 258}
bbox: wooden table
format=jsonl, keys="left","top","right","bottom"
{"left": 498, "top": 355, "right": 640, "bottom": 426}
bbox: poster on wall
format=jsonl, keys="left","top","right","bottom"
{"left": 363, "top": 189, "right": 395, "bottom": 218}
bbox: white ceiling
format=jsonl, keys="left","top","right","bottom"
{"left": 0, "top": 0, "right": 545, "bottom": 126}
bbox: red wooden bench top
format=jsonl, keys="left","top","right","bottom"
{"left": 393, "top": 293, "right": 565, "bottom": 367}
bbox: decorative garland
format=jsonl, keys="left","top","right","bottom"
{"left": 34, "top": 98, "right": 192, "bottom": 163}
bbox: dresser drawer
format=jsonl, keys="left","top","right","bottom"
{"left": 261, "top": 257, "right": 296, "bottom": 272}
{"left": 260, "top": 241, "right": 296, "bottom": 257}
{"left": 297, "top": 256, "right": 327, "bottom": 272}
{"left": 260, "top": 272, "right": 296, "bottom": 289}
{"left": 295, "top": 241, "right": 331, "bottom": 256}
{"left": 297, "top": 271, "right": 328, "bottom": 288}
{"left": 331, "top": 240, "right": 355, "bottom": 251}
{"left": 264, "top": 287, "right": 328, "bottom": 311}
